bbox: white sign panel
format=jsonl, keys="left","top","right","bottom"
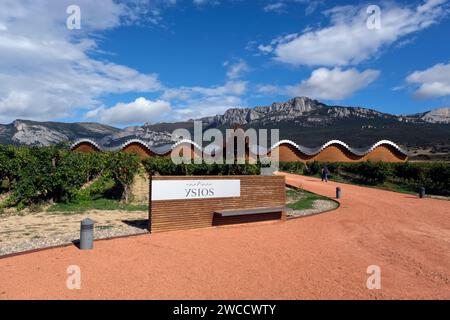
{"left": 152, "top": 179, "right": 241, "bottom": 201}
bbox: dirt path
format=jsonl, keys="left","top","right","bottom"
{"left": 0, "top": 173, "right": 449, "bottom": 299}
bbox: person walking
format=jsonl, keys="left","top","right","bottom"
{"left": 321, "top": 165, "right": 330, "bottom": 182}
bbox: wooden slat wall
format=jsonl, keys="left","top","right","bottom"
{"left": 149, "top": 175, "right": 286, "bottom": 233}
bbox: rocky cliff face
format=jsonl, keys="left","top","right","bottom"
{"left": 200, "top": 97, "right": 396, "bottom": 127}
{"left": 0, "top": 119, "right": 175, "bottom": 147}
{"left": 0, "top": 120, "right": 119, "bottom": 146}
{"left": 419, "top": 107, "right": 450, "bottom": 123}
{"left": 201, "top": 97, "right": 325, "bottom": 125}
{"left": 12, "top": 121, "right": 69, "bottom": 146}
{"left": 98, "top": 125, "right": 175, "bottom": 147}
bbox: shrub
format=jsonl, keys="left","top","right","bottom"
{"left": 345, "top": 161, "right": 392, "bottom": 184}
{"left": 392, "top": 162, "right": 423, "bottom": 182}
{"left": 304, "top": 161, "right": 321, "bottom": 176}
{"left": 142, "top": 157, "right": 261, "bottom": 176}
{"left": 279, "top": 162, "right": 305, "bottom": 174}
{"left": 105, "top": 152, "right": 140, "bottom": 203}
{"left": 277, "top": 160, "right": 450, "bottom": 196}
{"left": 142, "top": 156, "right": 186, "bottom": 175}
{"left": 0, "top": 145, "right": 135, "bottom": 208}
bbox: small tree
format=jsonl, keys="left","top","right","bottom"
{"left": 106, "top": 152, "right": 140, "bottom": 203}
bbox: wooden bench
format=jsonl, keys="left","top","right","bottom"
{"left": 212, "top": 207, "right": 286, "bottom": 226}
{"left": 214, "top": 206, "right": 286, "bottom": 217}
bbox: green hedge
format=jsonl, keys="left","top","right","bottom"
{"left": 279, "top": 162, "right": 305, "bottom": 175}
{"left": 142, "top": 157, "right": 261, "bottom": 176}
{"left": 280, "top": 160, "right": 450, "bottom": 196}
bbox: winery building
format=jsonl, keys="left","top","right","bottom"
{"left": 71, "top": 138, "right": 408, "bottom": 163}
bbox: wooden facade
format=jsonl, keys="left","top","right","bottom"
{"left": 149, "top": 175, "right": 286, "bottom": 233}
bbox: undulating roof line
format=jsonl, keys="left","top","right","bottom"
{"left": 70, "top": 139, "right": 101, "bottom": 151}
{"left": 366, "top": 140, "right": 408, "bottom": 155}
{"left": 319, "top": 140, "right": 351, "bottom": 153}
{"left": 171, "top": 139, "right": 203, "bottom": 152}
{"left": 71, "top": 138, "right": 408, "bottom": 157}
{"left": 70, "top": 138, "right": 173, "bottom": 155}
{"left": 120, "top": 139, "right": 150, "bottom": 150}
{"left": 270, "top": 139, "right": 408, "bottom": 156}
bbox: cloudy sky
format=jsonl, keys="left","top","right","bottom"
{"left": 0, "top": 0, "right": 449, "bottom": 126}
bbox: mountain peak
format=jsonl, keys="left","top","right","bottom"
{"left": 420, "top": 107, "right": 450, "bottom": 123}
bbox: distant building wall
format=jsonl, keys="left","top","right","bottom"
{"left": 275, "top": 142, "right": 407, "bottom": 163}
{"left": 72, "top": 141, "right": 99, "bottom": 153}
{"left": 122, "top": 142, "right": 156, "bottom": 160}
{"left": 362, "top": 145, "right": 407, "bottom": 162}
{"left": 312, "top": 145, "right": 361, "bottom": 162}
{"left": 275, "top": 144, "right": 312, "bottom": 162}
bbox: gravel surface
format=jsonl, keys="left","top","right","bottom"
{"left": 287, "top": 199, "right": 338, "bottom": 218}
{"left": 0, "top": 210, "right": 149, "bottom": 256}
{"left": 0, "top": 227, "right": 148, "bottom": 256}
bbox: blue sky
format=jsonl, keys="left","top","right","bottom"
{"left": 0, "top": 0, "right": 449, "bottom": 126}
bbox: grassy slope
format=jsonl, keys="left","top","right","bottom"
{"left": 286, "top": 188, "right": 330, "bottom": 210}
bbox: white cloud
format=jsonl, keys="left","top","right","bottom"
{"left": 160, "top": 80, "right": 248, "bottom": 121}
{"left": 0, "top": 0, "right": 163, "bottom": 123}
{"left": 193, "top": 0, "right": 220, "bottom": 6}
{"left": 171, "top": 95, "right": 245, "bottom": 121}
{"left": 162, "top": 80, "right": 247, "bottom": 101}
{"left": 0, "top": 0, "right": 249, "bottom": 126}
{"left": 255, "top": 84, "right": 280, "bottom": 95}
{"left": 78, "top": 78, "right": 249, "bottom": 125}
{"left": 224, "top": 59, "right": 250, "bottom": 79}
{"left": 257, "top": 44, "right": 273, "bottom": 54}
{"left": 263, "top": 1, "right": 323, "bottom": 14}
{"left": 263, "top": 0, "right": 448, "bottom": 66}
{"left": 406, "top": 61, "right": 450, "bottom": 99}
{"left": 264, "top": 3, "right": 285, "bottom": 13}
{"left": 257, "top": 67, "right": 380, "bottom": 100}
{"left": 86, "top": 98, "right": 171, "bottom": 126}
{"left": 86, "top": 88, "right": 246, "bottom": 124}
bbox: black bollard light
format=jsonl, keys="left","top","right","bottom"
{"left": 80, "top": 218, "right": 94, "bottom": 250}
{"left": 336, "top": 187, "right": 342, "bottom": 199}
{"left": 419, "top": 187, "right": 426, "bottom": 199}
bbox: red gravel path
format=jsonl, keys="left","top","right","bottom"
{"left": 0, "top": 173, "right": 449, "bottom": 299}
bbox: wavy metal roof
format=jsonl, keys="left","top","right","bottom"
{"left": 71, "top": 138, "right": 408, "bottom": 157}
{"left": 71, "top": 139, "right": 173, "bottom": 155}
{"left": 70, "top": 139, "right": 101, "bottom": 151}
{"left": 269, "top": 139, "right": 407, "bottom": 156}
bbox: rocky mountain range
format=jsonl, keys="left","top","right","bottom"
{"left": 404, "top": 107, "right": 450, "bottom": 124}
{"left": 0, "top": 119, "right": 174, "bottom": 148}
{"left": 199, "top": 97, "right": 450, "bottom": 127}
{"left": 200, "top": 97, "right": 388, "bottom": 126}
{"left": 1, "top": 97, "right": 449, "bottom": 159}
